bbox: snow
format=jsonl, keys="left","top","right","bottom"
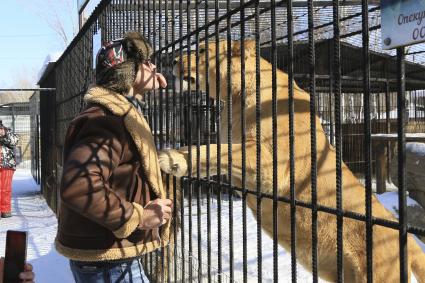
{"left": 179, "top": 197, "right": 326, "bottom": 282}
{"left": 179, "top": 192, "right": 423, "bottom": 282}
{"left": 377, "top": 191, "right": 422, "bottom": 211}
{"left": 406, "top": 142, "right": 425, "bottom": 157}
{"left": 16, "top": 160, "right": 32, "bottom": 170}
{"left": 371, "top": 133, "right": 425, "bottom": 139}
{"left": 377, "top": 192, "right": 425, "bottom": 254}
{"left": 0, "top": 169, "right": 74, "bottom": 282}
{"left": 0, "top": 170, "right": 423, "bottom": 282}
{"left": 37, "top": 52, "right": 62, "bottom": 82}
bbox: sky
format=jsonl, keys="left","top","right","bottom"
{"left": 0, "top": 0, "right": 99, "bottom": 89}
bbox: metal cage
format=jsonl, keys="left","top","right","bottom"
{"left": 39, "top": 0, "right": 425, "bottom": 282}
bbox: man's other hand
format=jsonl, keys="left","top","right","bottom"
{"left": 139, "top": 199, "right": 173, "bottom": 230}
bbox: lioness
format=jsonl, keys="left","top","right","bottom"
{"left": 158, "top": 40, "right": 425, "bottom": 282}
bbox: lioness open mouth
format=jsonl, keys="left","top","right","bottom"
{"left": 173, "top": 74, "right": 193, "bottom": 93}
{"left": 182, "top": 75, "right": 195, "bottom": 85}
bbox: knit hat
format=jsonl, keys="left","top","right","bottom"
{"left": 95, "top": 31, "right": 153, "bottom": 94}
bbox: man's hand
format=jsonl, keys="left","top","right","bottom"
{"left": 0, "top": 128, "right": 5, "bottom": 137}
{"left": 0, "top": 257, "right": 35, "bottom": 283}
{"left": 139, "top": 199, "right": 173, "bottom": 230}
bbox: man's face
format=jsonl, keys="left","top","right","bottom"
{"left": 133, "top": 61, "right": 167, "bottom": 94}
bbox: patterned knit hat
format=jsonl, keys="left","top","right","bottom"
{"left": 96, "top": 40, "right": 126, "bottom": 70}
{"left": 95, "top": 32, "right": 153, "bottom": 94}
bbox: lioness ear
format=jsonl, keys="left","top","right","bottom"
{"left": 232, "top": 40, "right": 256, "bottom": 59}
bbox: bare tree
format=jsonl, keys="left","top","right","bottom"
{"left": 17, "top": 0, "right": 78, "bottom": 47}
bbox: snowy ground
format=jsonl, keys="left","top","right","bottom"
{"left": 178, "top": 193, "right": 424, "bottom": 282}
{"left": 177, "top": 197, "right": 325, "bottom": 282}
{"left": 0, "top": 169, "right": 74, "bottom": 282}
{"left": 0, "top": 170, "right": 423, "bottom": 282}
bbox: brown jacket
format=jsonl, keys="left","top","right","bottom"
{"left": 55, "top": 87, "right": 170, "bottom": 261}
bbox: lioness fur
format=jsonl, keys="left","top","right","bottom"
{"left": 158, "top": 40, "right": 425, "bottom": 282}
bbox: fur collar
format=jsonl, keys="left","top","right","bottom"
{"left": 84, "top": 86, "right": 164, "bottom": 199}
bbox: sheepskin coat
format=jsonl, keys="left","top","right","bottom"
{"left": 55, "top": 86, "right": 170, "bottom": 262}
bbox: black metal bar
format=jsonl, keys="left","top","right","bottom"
{"left": 170, "top": 1, "right": 176, "bottom": 147}
{"left": 138, "top": 0, "right": 141, "bottom": 32}
{"left": 239, "top": 1, "right": 248, "bottom": 282}
{"left": 147, "top": 0, "right": 153, "bottom": 131}
{"left": 269, "top": 0, "right": 279, "bottom": 282}
{"left": 204, "top": 1, "right": 212, "bottom": 281}
{"left": 307, "top": 0, "right": 318, "bottom": 281}
{"left": 112, "top": 0, "right": 116, "bottom": 39}
{"left": 143, "top": 0, "right": 146, "bottom": 36}
{"left": 173, "top": 176, "right": 178, "bottom": 283}
{"left": 332, "top": 0, "right": 344, "bottom": 280}
{"left": 156, "top": 0, "right": 165, "bottom": 280}
{"left": 104, "top": 3, "right": 109, "bottom": 41}
{"left": 164, "top": 0, "right": 170, "bottom": 148}
{"left": 185, "top": 1, "right": 193, "bottom": 281}
{"left": 111, "top": 0, "right": 116, "bottom": 39}
{"left": 169, "top": 0, "right": 178, "bottom": 280}
{"left": 153, "top": 0, "right": 159, "bottom": 148}
{"left": 361, "top": 0, "right": 373, "bottom": 281}
{"left": 180, "top": 178, "right": 185, "bottom": 282}
{"left": 158, "top": 0, "right": 165, "bottom": 150}
{"left": 397, "top": 47, "right": 408, "bottom": 283}
{"left": 286, "top": 0, "right": 297, "bottom": 281}
{"left": 214, "top": 0, "right": 223, "bottom": 281}
{"left": 178, "top": 0, "right": 185, "bottom": 280}
{"left": 255, "top": 0, "right": 262, "bottom": 281}
{"left": 328, "top": 44, "right": 335, "bottom": 146}
{"left": 195, "top": 0, "right": 203, "bottom": 281}
{"left": 126, "top": 0, "right": 129, "bottom": 30}
{"left": 121, "top": 0, "right": 125, "bottom": 36}
{"left": 385, "top": 79, "right": 391, "bottom": 184}
{"left": 117, "top": 0, "right": 121, "bottom": 36}
{"left": 226, "top": 0, "right": 234, "bottom": 281}
{"left": 414, "top": 91, "right": 417, "bottom": 121}
{"left": 133, "top": 0, "right": 137, "bottom": 30}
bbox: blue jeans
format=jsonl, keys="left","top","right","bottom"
{"left": 70, "top": 258, "right": 150, "bottom": 283}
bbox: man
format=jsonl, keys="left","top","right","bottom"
{"left": 55, "top": 31, "right": 172, "bottom": 282}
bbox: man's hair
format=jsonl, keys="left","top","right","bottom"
{"left": 95, "top": 31, "right": 153, "bottom": 94}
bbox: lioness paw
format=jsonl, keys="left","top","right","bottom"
{"left": 158, "top": 149, "right": 188, "bottom": 177}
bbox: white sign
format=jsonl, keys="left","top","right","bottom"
{"left": 381, "top": 0, "right": 425, "bottom": 49}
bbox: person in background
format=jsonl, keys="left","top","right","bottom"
{"left": 55, "top": 31, "right": 172, "bottom": 283}
{"left": 0, "top": 257, "right": 34, "bottom": 283}
{"left": 0, "top": 120, "right": 19, "bottom": 219}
